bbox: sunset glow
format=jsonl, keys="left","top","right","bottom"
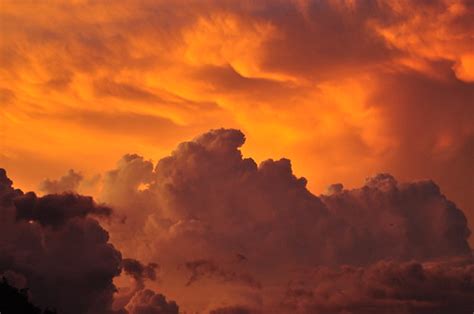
{"left": 1, "top": 1, "right": 473, "bottom": 313}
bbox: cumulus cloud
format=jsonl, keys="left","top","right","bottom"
{"left": 0, "top": 168, "right": 173, "bottom": 314}
{"left": 99, "top": 154, "right": 161, "bottom": 256}
{"left": 96, "top": 128, "right": 472, "bottom": 312}
{"left": 126, "top": 289, "right": 178, "bottom": 314}
{"left": 102, "top": 154, "right": 154, "bottom": 209}
{"left": 321, "top": 173, "right": 471, "bottom": 263}
{"left": 3, "top": 0, "right": 474, "bottom": 311}
{"left": 14, "top": 192, "right": 111, "bottom": 227}
{"left": 39, "top": 169, "right": 83, "bottom": 194}
{"left": 281, "top": 258, "right": 474, "bottom": 314}
{"left": 367, "top": 65, "right": 474, "bottom": 231}
{"left": 143, "top": 129, "right": 470, "bottom": 266}
{"left": 0, "top": 169, "right": 121, "bottom": 313}
{"left": 2, "top": 126, "right": 474, "bottom": 312}
{"left": 149, "top": 129, "right": 337, "bottom": 267}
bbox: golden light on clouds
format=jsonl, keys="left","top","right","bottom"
{"left": 0, "top": 1, "right": 473, "bottom": 311}
{"left": 2, "top": 0, "right": 473, "bottom": 212}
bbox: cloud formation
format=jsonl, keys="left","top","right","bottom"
{"left": 209, "top": 305, "right": 259, "bottom": 314}
{"left": 0, "top": 168, "right": 176, "bottom": 314}
{"left": 14, "top": 192, "right": 111, "bottom": 227}
{"left": 2, "top": 124, "right": 474, "bottom": 312}
{"left": 2, "top": 1, "right": 473, "bottom": 237}
{"left": 39, "top": 169, "right": 83, "bottom": 194}
{"left": 321, "top": 173, "right": 471, "bottom": 262}
{"left": 126, "top": 289, "right": 178, "bottom": 314}
{"left": 139, "top": 129, "right": 470, "bottom": 264}
{"left": 1, "top": 1, "right": 473, "bottom": 309}
{"left": 0, "top": 169, "right": 122, "bottom": 313}
{"left": 95, "top": 128, "right": 472, "bottom": 312}
{"left": 282, "top": 259, "right": 474, "bottom": 314}
{"left": 122, "top": 258, "right": 159, "bottom": 290}
{"left": 184, "top": 259, "right": 261, "bottom": 289}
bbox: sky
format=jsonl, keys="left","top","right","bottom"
{"left": 0, "top": 1, "right": 474, "bottom": 313}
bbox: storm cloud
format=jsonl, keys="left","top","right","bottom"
{"left": 0, "top": 168, "right": 175, "bottom": 314}
{"left": 2, "top": 0, "right": 473, "bottom": 312}
{"left": 282, "top": 258, "right": 474, "bottom": 314}
{"left": 94, "top": 128, "right": 472, "bottom": 312}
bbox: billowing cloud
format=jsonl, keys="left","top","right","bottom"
{"left": 96, "top": 128, "right": 472, "bottom": 312}
{"left": 2, "top": 125, "right": 474, "bottom": 312}
{"left": 14, "top": 192, "right": 111, "bottom": 227}
{"left": 100, "top": 154, "right": 159, "bottom": 248}
{"left": 367, "top": 65, "right": 474, "bottom": 232}
{"left": 281, "top": 258, "right": 474, "bottom": 314}
{"left": 126, "top": 289, "right": 178, "bottom": 314}
{"left": 1, "top": 0, "right": 473, "bottom": 311}
{"left": 39, "top": 169, "right": 83, "bottom": 194}
{"left": 145, "top": 129, "right": 469, "bottom": 264}
{"left": 0, "top": 169, "right": 121, "bottom": 313}
{"left": 0, "top": 168, "right": 173, "bottom": 314}
{"left": 321, "top": 173, "right": 471, "bottom": 262}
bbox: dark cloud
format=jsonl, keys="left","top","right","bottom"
{"left": 321, "top": 173, "right": 471, "bottom": 263}
{"left": 2, "top": 0, "right": 474, "bottom": 311}
{"left": 209, "top": 305, "right": 260, "bottom": 314}
{"left": 281, "top": 258, "right": 474, "bottom": 314}
{"left": 122, "top": 258, "right": 159, "bottom": 289}
{"left": 97, "top": 128, "right": 472, "bottom": 311}
{"left": 0, "top": 277, "right": 57, "bottom": 314}
{"left": 256, "top": 0, "right": 398, "bottom": 79}
{"left": 367, "top": 64, "right": 474, "bottom": 233}
{"left": 39, "top": 169, "right": 83, "bottom": 194}
{"left": 0, "top": 169, "right": 121, "bottom": 313}
{"left": 0, "top": 168, "right": 173, "bottom": 314}
{"left": 14, "top": 191, "right": 111, "bottom": 227}
{"left": 5, "top": 127, "right": 472, "bottom": 312}
{"left": 126, "top": 289, "right": 178, "bottom": 314}
{"left": 149, "top": 129, "right": 470, "bottom": 267}
{"left": 184, "top": 259, "right": 261, "bottom": 289}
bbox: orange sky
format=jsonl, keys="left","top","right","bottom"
{"left": 1, "top": 0, "right": 473, "bottom": 234}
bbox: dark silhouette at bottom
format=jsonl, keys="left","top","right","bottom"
{"left": 0, "top": 277, "right": 57, "bottom": 314}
